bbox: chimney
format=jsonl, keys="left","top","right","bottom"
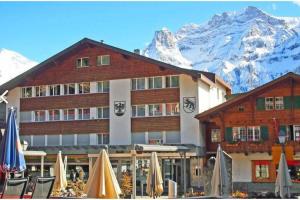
{"left": 134, "top": 49, "right": 140, "bottom": 55}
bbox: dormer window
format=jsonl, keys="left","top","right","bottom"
{"left": 97, "top": 55, "right": 110, "bottom": 66}
{"left": 76, "top": 57, "right": 89, "bottom": 68}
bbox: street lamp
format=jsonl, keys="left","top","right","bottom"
{"left": 278, "top": 130, "right": 286, "bottom": 154}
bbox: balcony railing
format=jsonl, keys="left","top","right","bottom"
{"left": 221, "top": 141, "right": 272, "bottom": 154}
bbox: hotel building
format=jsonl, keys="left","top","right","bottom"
{"left": 0, "top": 38, "right": 230, "bottom": 193}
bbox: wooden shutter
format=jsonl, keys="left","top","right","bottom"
{"left": 256, "top": 98, "right": 265, "bottom": 111}
{"left": 260, "top": 126, "right": 269, "bottom": 141}
{"left": 295, "top": 96, "right": 300, "bottom": 109}
{"left": 225, "top": 127, "right": 233, "bottom": 143}
{"left": 284, "top": 96, "right": 292, "bottom": 109}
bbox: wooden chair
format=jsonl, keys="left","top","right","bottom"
{"left": 31, "top": 177, "right": 55, "bottom": 199}
{"left": 0, "top": 178, "right": 28, "bottom": 199}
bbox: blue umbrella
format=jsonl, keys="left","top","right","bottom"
{"left": 0, "top": 108, "right": 26, "bottom": 173}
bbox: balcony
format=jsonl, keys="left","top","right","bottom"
{"left": 221, "top": 141, "right": 272, "bottom": 154}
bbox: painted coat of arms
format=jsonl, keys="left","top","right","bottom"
{"left": 183, "top": 97, "right": 196, "bottom": 113}
{"left": 114, "top": 101, "right": 126, "bottom": 116}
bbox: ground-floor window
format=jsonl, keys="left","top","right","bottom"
{"left": 252, "top": 160, "right": 271, "bottom": 182}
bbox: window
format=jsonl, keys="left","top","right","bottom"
{"left": 131, "top": 78, "right": 145, "bottom": 90}
{"left": 62, "top": 135, "right": 74, "bottom": 146}
{"left": 32, "top": 135, "right": 45, "bottom": 146}
{"left": 64, "top": 83, "right": 75, "bottom": 95}
{"left": 49, "top": 85, "right": 60, "bottom": 96}
{"left": 97, "top": 55, "right": 110, "bottom": 66}
{"left": 35, "top": 86, "right": 46, "bottom": 97}
{"left": 20, "top": 111, "right": 32, "bottom": 122}
{"left": 21, "top": 87, "right": 32, "bottom": 98}
{"left": 294, "top": 125, "right": 300, "bottom": 141}
{"left": 76, "top": 57, "right": 89, "bottom": 68}
{"left": 79, "top": 82, "right": 90, "bottom": 94}
{"left": 47, "top": 135, "right": 60, "bottom": 146}
{"left": 49, "top": 109, "right": 60, "bottom": 121}
{"left": 132, "top": 105, "right": 146, "bottom": 117}
{"left": 247, "top": 126, "right": 261, "bottom": 141}
{"left": 265, "top": 97, "right": 274, "bottom": 110}
{"left": 132, "top": 132, "right": 146, "bottom": 144}
{"left": 148, "top": 77, "right": 163, "bottom": 89}
{"left": 97, "top": 107, "right": 109, "bottom": 119}
{"left": 166, "top": 76, "right": 179, "bottom": 88}
{"left": 63, "top": 109, "right": 75, "bottom": 120}
{"left": 148, "top": 104, "right": 162, "bottom": 116}
{"left": 166, "top": 103, "right": 180, "bottom": 116}
{"left": 211, "top": 129, "right": 221, "bottom": 143}
{"left": 255, "top": 161, "right": 270, "bottom": 179}
{"left": 34, "top": 111, "right": 46, "bottom": 122}
{"left": 165, "top": 131, "right": 180, "bottom": 144}
{"left": 233, "top": 127, "right": 247, "bottom": 141}
{"left": 238, "top": 105, "right": 245, "bottom": 112}
{"left": 77, "top": 134, "right": 90, "bottom": 145}
{"left": 98, "top": 134, "right": 109, "bottom": 144}
{"left": 275, "top": 97, "right": 284, "bottom": 110}
{"left": 78, "top": 108, "right": 90, "bottom": 120}
{"left": 148, "top": 132, "right": 162, "bottom": 144}
{"left": 97, "top": 81, "right": 109, "bottom": 93}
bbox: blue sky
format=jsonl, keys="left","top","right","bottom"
{"left": 1, "top": 1, "right": 300, "bottom": 62}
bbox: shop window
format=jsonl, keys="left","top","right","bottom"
{"left": 21, "top": 87, "right": 32, "bottom": 98}
{"left": 166, "top": 103, "right": 180, "bottom": 116}
{"left": 76, "top": 57, "right": 89, "bottom": 68}
{"left": 131, "top": 78, "right": 145, "bottom": 90}
{"left": 32, "top": 135, "right": 45, "bottom": 146}
{"left": 132, "top": 132, "right": 146, "bottom": 144}
{"left": 286, "top": 161, "right": 300, "bottom": 182}
{"left": 211, "top": 129, "right": 221, "bottom": 143}
{"left": 166, "top": 75, "right": 179, "bottom": 88}
{"left": 77, "top": 134, "right": 90, "bottom": 145}
{"left": 64, "top": 83, "right": 75, "bottom": 95}
{"left": 132, "top": 105, "right": 146, "bottom": 117}
{"left": 47, "top": 135, "right": 60, "bottom": 146}
{"left": 62, "top": 135, "right": 74, "bottom": 146}
{"left": 35, "top": 86, "right": 46, "bottom": 97}
{"left": 97, "top": 55, "right": 110, "bottom": 66}
{"left": 165, "top": 131, "right": 180, "bottom": 144}
{"left": 97, "top": 81, "right": 109, "bottom": 93}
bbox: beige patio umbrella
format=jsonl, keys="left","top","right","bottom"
{"left": 53, "top": 151, "right": 68, "bottom": 191}
{"left": 275, "top": 153, "right": 292, "bottom": 198}
{"left": 210, "top": 144, "right": 229, "bottom": 197}
{"left": 146, "top": 152, "right": 163, "bottom": 198}
{"left": 84, "top": 149, "right": 122, "bottom": 198}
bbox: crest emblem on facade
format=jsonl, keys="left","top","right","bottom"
{"left": 114, "top": 101, "right": 126, "bottom": 116}
{"left": 183, "top": 97, "right": 196, "bottom": 113}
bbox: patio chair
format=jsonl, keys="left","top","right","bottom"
{"left": 0, "top": 177, "right": 28, "bottom": 199}
{"left": 31, "top": 176, "right": 55, "bottom": 199}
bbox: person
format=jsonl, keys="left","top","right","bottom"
{"left": 70, "top": 169, "right": 76, "bottom": 182}
{"left": 79, "top": 169, "right": 85, "bottom": 180}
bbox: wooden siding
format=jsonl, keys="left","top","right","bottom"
{"left": 131, "top": 116, "right": 180, "bottom": 132}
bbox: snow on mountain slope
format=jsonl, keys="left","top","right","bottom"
{"left": 143, "top": 6, "right": 300, "bottom": 92}
{"left": 0, "top": 48, "right": 37, "bottom": 85}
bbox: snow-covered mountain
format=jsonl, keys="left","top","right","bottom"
{"left": 143, "top": 6, "right": 300, "bottom": 92}
{"left": 0, "top": 48, "right": 37, "bottom": 85}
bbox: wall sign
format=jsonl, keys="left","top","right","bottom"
{"left": 114, "top": 101, "right": 126, "bottom": 116}
{"left": 183, "top": 97, "right": 196, "bottom": 113}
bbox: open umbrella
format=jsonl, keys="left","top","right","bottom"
{"left": 146, "top": 152, "right": 163, "bottom": 198}
{"left": 53, "top": 151, "right": 67, "bottom": 191}
{"left": 0, "top": 108, "right": 26, "bottom": 175}
{"left": 210, "top": 144, "right": 229, "bottom": 197}
{"left": 275, "top": 153, "right": 292, "bottom": 198}
{"left": 84, "top": 149, "right": 122, "bottom": 198}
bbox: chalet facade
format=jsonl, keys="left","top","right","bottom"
{"left": 196, "top": 72, "right": 300, "bottom": 194}
{"left": 0, "top": 38, "right": 230, "bottom": 193}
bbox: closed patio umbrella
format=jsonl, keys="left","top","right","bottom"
{"left": 0, "top": 108, "right": 26, "bottom": 175}
{"left": 275, "top": 153, "right": 292, "bottom": 198}
{"left": 146, "top": 152, "right": 163, "bottom": 198}
{"left": 53, "top": 151, "right": 67, "bottom": 191}
{"left": 84, "top": 149, "right": 122, "bottom": 198}
{"left": 210, "top": 144, "right": 229, "bottom": 197}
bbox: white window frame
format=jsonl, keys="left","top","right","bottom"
{"left": 97, "top": 55, "right": 110, "bottom": 66}
{"left": 63, "top": 109, "right": 75, "bottom": 121}
{"left": 265, "top": 97, "right": 274, "bottom": 110}
{"left": 97, "top": 81, "right": 109, "bottom": 93}
{"left": 63, "top": 83, "right": 76, "bottom": 95}
{"left": 97, "top": 107, "right": 109, "bottom": 119}
{"left": 34, "top": 110, "right": 46, "bottom": 122}
{"left": 78, "top": 108, "right": 90, "bottom": 120}
{"left": 98, "top": 134, "right": 109, "bottom": 144}
{"left": 148, "top": 104, "right": 163, "bottom": 116}
{"left": 233, "top": 127, "right": 247, "bottom": 141}
{"left": 132, "top": 105, "right": 146, "bottom": 117}
{"left": 76, "top": 57, "right": 89, "bottom": 68}
{"left": 294, "top": 125, "right": 300, "bottom": 141}
{"left": 148, "top": 76, "right": 163, "bottom": 89}
{"left": 78, "top": 82, "right": 90, "bottom": 94}
{"left": 166, "top": 75, "right": 179, "bottom": 88}
{"left": 48, "top": 109, "right": 60, "bottom": 121}
{"left": 247, "top": 126, "right": 261, "bottom": 141}
{"left": 49, "top": 84, "right": 61, "bottom": 96}
{"left": 21, "top": 87, "right": 33, "bottom": 98}
{"left": 131, "top": 78, "right": 146, "bottom": 91}
{"left": 166, "top": 103, "right": 180, "bottom": 116}
{"left": 35, "top": 86, "right": 47, "bottom": 97}
{"left": 275, "top": 96, "right": 284, "bottom": 110}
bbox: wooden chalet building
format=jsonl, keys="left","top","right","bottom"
{"left": 196, "top": 72, "right": 300, "bottom": 194}
{"left": 0, "top": 38, "right": 230, "bottom": 193}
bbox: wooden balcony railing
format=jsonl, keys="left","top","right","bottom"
{"left": 221, "top": 141, "right": 272, "bottom": 154}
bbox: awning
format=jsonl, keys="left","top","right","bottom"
{"left": 135, "top": 144, "right": 190, "bottom": 152}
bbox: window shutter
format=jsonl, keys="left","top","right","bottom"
{"left": 295, "top": 96, "right": 300, "bottom": 109}
{"left": 256, "top": 98, "right": 265, "bottom": 111}
{"left": 284, "top": 96, "right": 292, "bottom": 109}
{"left": 260, "top": 126, "right": 269, "bottom": 141}
{"left": 225, "top": 127, "right": 233, "bottom": 143}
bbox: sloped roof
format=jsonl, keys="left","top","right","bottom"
{"left": 195, "top": 72, "right": 300, "bottom": 121}
{"left": 0, "top": 38, "right": 230, "bottom": 93}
